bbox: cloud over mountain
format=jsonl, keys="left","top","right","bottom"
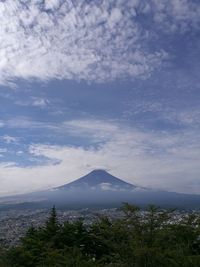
{"left": 0, "top": 118, "right": 199, "bottom": 196}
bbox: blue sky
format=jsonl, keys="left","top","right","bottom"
{"left": 0, "top": 0, "right": 200, "bottom": 195}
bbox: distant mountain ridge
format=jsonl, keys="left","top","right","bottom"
{"left": 0, "top": 169, "right": 200, "bottom": 210}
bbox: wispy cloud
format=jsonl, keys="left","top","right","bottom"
{"left": 15, "top": 97, "right": 50, "bottom": 108}
{"left": 1, "top": 135, "right": 19, "bottom": 144}
{"left": 1, "top": 116, "right": 58, "bottom": 131}
{"left": 0, "top": 121, "right": 5, "bottom": 128}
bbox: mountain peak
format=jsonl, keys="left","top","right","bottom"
{"left": 88, "top": 169, "right": 110, "bottom": 175}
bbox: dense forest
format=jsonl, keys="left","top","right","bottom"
{"left": 0, "top": 204, "right": 200, "bottom": 267}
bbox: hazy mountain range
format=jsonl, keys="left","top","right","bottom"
{"left": 0, "top": 170, "right": 199, "bottom": 210}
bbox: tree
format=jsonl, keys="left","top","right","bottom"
{"left": 3, "top": 204, "right": 200, "bottom": 267}
{"left": 44, "top": 206, "right": 60, "bottom": 239}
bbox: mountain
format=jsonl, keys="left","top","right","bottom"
{"left": 57, "top": 169, "right": 137, "bottom": 191}
{"left": 46, "top": 169, "right": 142, "bottom": 208}
{"left": 0, "top": 170, "right": 200, "bottom": 210}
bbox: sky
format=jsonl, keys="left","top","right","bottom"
{"left": 0, "top": 0, "right": 200, "bottom": 196}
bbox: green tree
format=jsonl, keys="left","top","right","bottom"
{"left": 44, "top": 206, "right": 60, "bottom": 239}
{"left": 3, "top": 204, "right": 200, "bottom": 267}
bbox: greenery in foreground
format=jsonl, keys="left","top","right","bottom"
{"left": 0, "top": 204, "right": 200, "bottom": 267}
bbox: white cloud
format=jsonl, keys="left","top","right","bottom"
{"left": 14, "top": 96, "right": 51, "bottom": 109}
{"left": 0, "top": 119, "right": 199, "bottom": 196}
{"left": 0, "top": 122, "right": 5, "bottom": 127}
{"left": 0, "top": 0, "right": 169, "bottom": 85}
{"left": 152, "top": 0, "right": 200, "bottom": 33}
{"left": 0, "top": 148, "right": 7, "bottom": 153}
{"left": 2, "top": 116, "right": 58, "bottom": 131}
{"left": 32, "top": 98, "right": 49, "bottom": 107}
{"left": 0, "top": 0, "right": 199, "bottom": 85}
{"left": 108, "top": 8, "right": 122, "bottom": 27}
{"left": 1, "top": 135, "right": 19, "bottom": 144}
{"left": 44, "top": 0, "right": 61, "bottom": 10}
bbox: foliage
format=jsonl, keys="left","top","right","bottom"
{"left": 1, "top": 204, "right": 200, "bottom": 267}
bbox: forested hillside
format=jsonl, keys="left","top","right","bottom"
{"left": 0, "top": 204, "right": 200, "bottom": 267}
